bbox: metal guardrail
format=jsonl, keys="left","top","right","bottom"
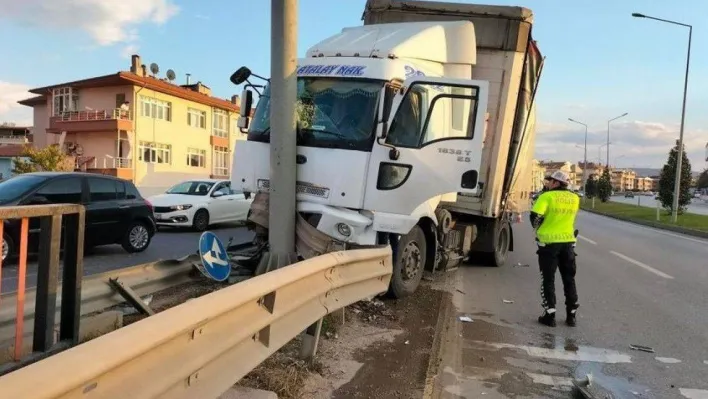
{"left": 0, "top": 246, "right": 393, "bottom": 399}
{"left": 0, "top": 254, "right": 199, "bottom": 342}
{"left": 0, "top": 204, "right": 85, "bottom": 375}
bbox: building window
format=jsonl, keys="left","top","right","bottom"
{"left": 213, "top": 146, "right": 229, "bottom": 176}
{"left": 138, "top": 141, "right": 171, "bottom": 164}
{"left": 212, "top": 109, "right": 229, "bottom": 138}
{"left": 188, "top": 108, "right": 206, "bottom": 128}
{"left": 187, "top": 147, "right": 206, "bottom": 167}
{"left": 140, "top": 96, "right": 172, "bottom": 121}
{"left": 52, "top": 87, "right": 79, "bottom": 116}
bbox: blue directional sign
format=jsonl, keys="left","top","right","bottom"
{"left": 197, "top": 232, "right": 231, "bottom": 282}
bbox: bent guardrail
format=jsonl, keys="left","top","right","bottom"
{"left": 0, "top": 246, "right": 393, "bottom": 399}
{"left": 0, "top": 204, "right": 85, "bottom": 375}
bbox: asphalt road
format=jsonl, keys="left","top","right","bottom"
{"left": 611, "top": 195, "right": 708, "bottom": 215}
{"left": 436, "top": 211, "right": 708, "bottom": 398}
{"left": 0, "top": 224, "right": 254, "bottom": 293}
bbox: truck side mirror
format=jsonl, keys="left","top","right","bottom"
{"left": 238, "top": 89, "right": 253, "bottom": 133}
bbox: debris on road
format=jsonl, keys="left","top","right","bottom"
{"left": 502, "top": 299, "right": 514, "bottom": 304}
{"left": 514, "top": 262, "right": 530, "bottom": 267}
{"left": 459, "top": 316, "right": 474, "bottom": 323}
{"left": 630, "top": 344, "right": 655, "bottom": 353}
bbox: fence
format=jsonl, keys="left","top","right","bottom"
{"left": 0, "top": 204, "right": 85, "bottom": 376}
{"left": 0, "top": 246, "right": 392, "bottom": 399}
{"left": 56, "top": 109, "right": 131, "bottom": 122}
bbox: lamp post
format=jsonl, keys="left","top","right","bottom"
{"left": 607, "top": 113, "right": 628, "bottom": 172}
{"left": 632, "top": 12, "right": 692, "bottom": 223}
{"left": 599, "top": 142, "right": 610, "bottom": 167}
{"left": 569, "top": 118, "right": 588, "bottom": 192}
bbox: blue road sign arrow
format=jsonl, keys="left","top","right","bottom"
{"left": 197, "top": 231, "right": 231, "bottom": 282}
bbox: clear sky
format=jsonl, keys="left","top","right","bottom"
{"left": 1, "top": 0, "right": 706, "bottom": 170}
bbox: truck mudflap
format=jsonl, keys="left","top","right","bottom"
{"left": 222, "top": 193, "right": 374, "bottom": 275}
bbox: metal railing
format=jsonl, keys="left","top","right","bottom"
{"left": 0, "top": 246, "right": 393, "bottom": 398}
{"left": 0, "top": 204, "right": 85, "bottom": 376}
{"left": 56, "top": 109, "right": 131, "bottom": 122}
{"left": 75, "top": 156, "right": 132, "bottom": 169}
{"left": 0, "top": 135, "right": 29, "bottom": 145}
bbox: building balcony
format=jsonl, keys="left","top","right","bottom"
{"left": 75, "top": 156, "right": 133, "bottom": 181}
{"left": 48, "top": 109, "right": 133, "bottom": 134}
{"left": 0, "top": 135, "right": 29, "bottom": 145}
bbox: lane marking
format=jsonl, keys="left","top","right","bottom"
{"left": 467, "top": 341, "right": 632, "bottom": 364}
{"left": 679, "top": 388, "right": 708, "bottom": 399}
{"left": 577, "top": 235, "right": 597, "bottom": 245}
{"left": 610, "top": 251, "right": 674, "bottom": 279}
{"left": 655, "top": 357, "right": 682, "bottom": 364}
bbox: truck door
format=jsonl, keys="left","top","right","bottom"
{"left": 363, "top": 76, "right": 488, "bottom": 214}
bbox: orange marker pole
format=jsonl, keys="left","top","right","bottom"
{"left": 14, "top": 217, "right": 28, "bottom": 361}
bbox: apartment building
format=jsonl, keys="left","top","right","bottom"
{"left": 634, "top": 176, "right": 655, "bottom": 191}
{"left": 611, "top": 169, "right": 636, "bottom": 191}
{"left": 530, "top": 159, "right": 546, "bottom": 192}
{"left": 0, "top": 124, "right": 31, "bottom": 146}
{"left": 18, "top": 54, "right": 245, "bottom": 196}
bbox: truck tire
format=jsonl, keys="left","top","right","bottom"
{"left": 387, "top": 225, "right": 426, "bottom": 299}
{"left": 490, "top": 221, "right": 510, "bottom": 267}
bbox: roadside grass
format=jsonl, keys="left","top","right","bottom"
{"left": 580, "top": 200, "right": 708, "bottom": 233}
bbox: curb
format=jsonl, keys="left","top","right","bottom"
{"left": 580, "top": 208, "right": 708, "bottom": 239}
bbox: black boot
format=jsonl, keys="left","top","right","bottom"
{"left": 538, "top": 310, "right": 556, "bottom": 327}
{"left": 566, "top": 309, "right": 577, "bottom": 327}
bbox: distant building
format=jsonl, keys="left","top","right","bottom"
{"left": 0, "top": 145, "right": 29, "bottom": 179}
{"left": 530, "top": 159, "right": 546, "bottom": 192}
{"left": 0, "top": 124, "right": 31, "bottom": 146}
{"left": 18, "top": 54, "right": 246, "bottom": 197}
{"left": 538, "top": 161, "right": 582, "bottom": 190}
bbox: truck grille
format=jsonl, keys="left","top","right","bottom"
{"left": 257, "top": 179, "right": 330, "bottom": 199}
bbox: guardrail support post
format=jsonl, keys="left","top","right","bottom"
{"left": 299, "top": 318, "right": 323, "bottom": 362}
{"left": 33, "top": 215, "right": 62, "bottom": 352}
{"left": 59, "top": 211, "right": 85, "bottom": 344}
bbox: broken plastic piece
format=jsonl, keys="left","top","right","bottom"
{"left": 514, "top": 262, "right": 530, "bottom": 267}
{"left": 630, "top": 344, "right": 655, "bottom": 353}
{"left": 502, "top": 299, "right": 514, "bottom": 304}
{"left": 459, "top": 316, "right": 474, "bottom": 323}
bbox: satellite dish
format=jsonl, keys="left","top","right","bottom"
{"left": 150, "top": 63, "right": 160, "bottom": 76}
{"left": 197, "top": 232, "right": 231, "bottom": 282}
{"left": 166, "top": 69, "right": 176, "bottom": 81}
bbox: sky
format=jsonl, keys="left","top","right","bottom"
{"left": 0, "top": 0, "right": 706, "bottom": 170}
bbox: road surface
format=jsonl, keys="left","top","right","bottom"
{"left": 0, "top": 224, "right": 254, "bottom": 293}
{"left": 435, "top": 211, "right": 708, "bottom": 398}
{"left": 611, "top": 195, "right": 708, "bottom": 216}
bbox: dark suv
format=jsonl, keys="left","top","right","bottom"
{"left": 0, "top": 172, "right": 156, "bottom": 261}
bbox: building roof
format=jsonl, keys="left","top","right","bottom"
{"left": 0, "top": 145, "right": 29, "bottom": 157}
{"left": 539, "top": 161, "right": 568, "bottom": 170}
{"left": 20, "top": 71, "right": 240, "bottom": 113}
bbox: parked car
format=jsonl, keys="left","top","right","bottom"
{"left": 0, "top": 172, "right": 156, "bottom": 262}
{"left": 148, "top": 179, "right": 253, "bottom": 232}
{"left": 625, "top": 192, "right": 635, "bottom": 198}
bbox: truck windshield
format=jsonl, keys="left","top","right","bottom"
{"left": 248, "top": 78, "right": 384, "bottom": 151}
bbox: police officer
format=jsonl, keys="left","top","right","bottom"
{"left": 529, "top": 170, "right": 580, "bottom": 327}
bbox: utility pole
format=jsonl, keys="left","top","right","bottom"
{"left": 569, "top": 118, "right": 588, "bottom": 192}
{"left": 261, "top": 0, "right": 298, "bottom": 272}
{"left": 606, "top": 112, "right": 628, "bottom": 171}
{"left": 632, "top": 12, "right": 691, "bottom": 223}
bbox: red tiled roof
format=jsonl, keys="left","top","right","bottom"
{"left": 0, "top": 145, "right": 29, "bottom": 157}
{"left": 21, "top": 72, "right": 240, "bottom": 112}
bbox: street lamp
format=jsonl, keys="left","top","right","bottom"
{"left": 569, "top": 118, "right": 588, "bottom": 191}
{"left": 607, "top": 112, "right": 628, "bottom": 171}
{"left": 632, "top": 12, "right": 692, "bottom": 223}
{"left": 599, "top": 142, "right": 610, "bottom": 166}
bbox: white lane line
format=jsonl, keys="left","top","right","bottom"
{"left": 577, "top": 235, "right": 597, "bottom": 245}
{"left": 679, "top": 388, "right": 708, "bottom": 399}
{"left": 610, "top": 251, "right": 674, "bottom": 280}
{"left": 655, "top": 357, "right": 682, "bottom": 364}
{"left": 467, "top": 341, "right": 632, "bottom": 364}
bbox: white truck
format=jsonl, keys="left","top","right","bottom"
{"left": 230, "top": 0, "right": 544, "bottom": 298}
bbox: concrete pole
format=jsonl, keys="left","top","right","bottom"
{"left": 267, "top": 0, "right": 298, "bottom": 268}
{"left": 671, "top": 25, "right": 691, "bottom": 223}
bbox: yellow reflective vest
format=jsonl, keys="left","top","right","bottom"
{"left": 531, "top": 189, "right": 579, "bottom": 244}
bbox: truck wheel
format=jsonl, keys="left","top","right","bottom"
{"left": 387, "top": 225, "right": 426, "bottom": 299}
{"left": 490, "top": 222, "right": 510, "bottom": 267}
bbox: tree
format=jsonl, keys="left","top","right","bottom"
{"left": 597, "top": 169, "right": 612, "bottom": 202}
{"left": 658, "top": 140, "right": 692, "bottom": 213}
{"left": 584, "top": 175, "right": 598, "bottom": 198}
{"left": 12, "top": 145, "right": 74, "bottom": 174}
{"left": 697, "top": 168, "right": 708, "bottom": 190}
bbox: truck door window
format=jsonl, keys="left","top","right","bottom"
{"left": 385, "top": 87, "right": 424, "bottom": 148}
{"left": 388, "top": 82, "right": 480, "bottom": 148}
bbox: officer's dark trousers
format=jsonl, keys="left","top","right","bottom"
{"left": 537, "top": 243, "right": 578, "bottom": 312}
